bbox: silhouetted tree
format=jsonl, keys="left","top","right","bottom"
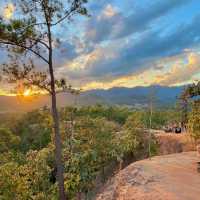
{"left": 148, "top": 87, "right": 156, "bottom": 159}
{"left": 0, "top": 1, "right": 88, "bottom": 199}
{"left": 179, "top": 81, "right": 200, "bottom": 129}
{"left": 182, "top": 81, "right": 200, "bottom": 99}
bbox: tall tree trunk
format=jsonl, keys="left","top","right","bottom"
{"left": 48, "top": 24, "right": 67, "bottom": 200}
{"left": 148, "top": 100, "right": 152, "bottom": 159}
{"left": 51, "top": 85, "right": 66, "bottom": 200}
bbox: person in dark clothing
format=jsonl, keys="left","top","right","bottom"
{"left": 175, "top": 127, "right": 182, "bottom": 134}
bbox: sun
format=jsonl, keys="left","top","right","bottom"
{"left": 3, "top": 3, "right": 15, "bottom": 20}
{"left": 23, "top": 89, "right": 31, "bottom": 97}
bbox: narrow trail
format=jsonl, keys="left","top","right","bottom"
{"left": 96, "top": 151, "right": 200, "bottom": 200}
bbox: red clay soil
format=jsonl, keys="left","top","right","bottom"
{"left": 96, "top": 152, "right": 200, "bottom": 200}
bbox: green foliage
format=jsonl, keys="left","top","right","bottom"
{"left": 119, "top": 112, "right": 159, "bottom": 159}
{"left": 179, "top": 82, "right": 200, "bottom": 126}
{"left": 0, "top": 147, "right": 56, "bottom": 200}
{"left": 148, "top": 137, "right": 159, "bottom": 157}
{"left": 0, "top": 151, "right": 25, "bottom": 166}
{"left": 187, "top": 100, "right": 200, "bottom": 141}
{"left": 0, "top": 107, "right": 161, "bottom": 199}
{"left": 120, "top": 112, "right": 145, "bottom": 155}
{"left": 141, "top": 109, "right": 181, "bottom": 129}
{"left": 0, "top": 113, "right": 21, "bottom": 129}
{"left": 76, "top": 104, "right": 131, "bottom": 124}
{"left": 0, "top": 127, "right": 20, "bottom": 153}
{"left": 0, "top": 18, "right": 36, "bottom": 53}
{"left": 63, "top": 116, "right": 119, "bottom": 197}
{"left": 0, "top": 112, "right": 122, "bottom": 199}
{"left": 15, "top": 110, "right": 52, "bottom": 152}
{"left": 0, "top": 0, "right": 90, "bottom": 199}
{"left": 0, "top": 162, "right": 30, "bottom": 200}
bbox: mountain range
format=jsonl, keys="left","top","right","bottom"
{"left": 0, "top": 85, "right": 185, "bottom": 112}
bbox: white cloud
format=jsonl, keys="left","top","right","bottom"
{"left": 100, "top": 4, "right": 118, "bottom": 19}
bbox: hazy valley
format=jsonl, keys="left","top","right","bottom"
{"left": 0, "top": 85, "right": 184, "bottom": 112}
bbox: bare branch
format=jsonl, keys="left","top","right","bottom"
{"left": 29, "top": 37, "right": 49, "bottom": 49}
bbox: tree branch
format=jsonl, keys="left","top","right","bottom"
{"left": 51, "top": 7, "right": 76, "bottom": 26}
{"left": 25, "top": 77, "right": 52, "bottom": 94}
{"left": 18, "top": 22, "right": 47, "bottom": 34}
{"left": 0, "top": 40, "right": 49, "bottom": 64}
{"left": 28, "top": 37, "right": 49, "bottom": 49}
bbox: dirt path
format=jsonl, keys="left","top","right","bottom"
{"left": 96, "top": 152, "right": 200, "bottom": 200}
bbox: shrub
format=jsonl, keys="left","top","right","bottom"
{"left": 187, "top": 101, "right": 200, "bottom": 141}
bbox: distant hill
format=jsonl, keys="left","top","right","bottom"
{"left": 0, "top": 92, "right": 105, "bottom": 113}
{"left": 85, "top": 85, "right": 184, "bottom": 107}
{"left": 0, "top": 85, "right": 185, "bottom": 112}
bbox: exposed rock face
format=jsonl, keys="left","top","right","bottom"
{"left": 197, "top": 145, "right": 200, "bottom": 157}
{"left": 96, "top": 152, "right": 200, "bottom": 200}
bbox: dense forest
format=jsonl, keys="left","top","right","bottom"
{"left": 0, "top": 100, "right": 199, "bottom": 199}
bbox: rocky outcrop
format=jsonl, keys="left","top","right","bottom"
{"left": 96, "top": 152, "right": 200, "bottom": 200}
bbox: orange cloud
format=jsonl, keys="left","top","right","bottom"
{"left": 82, "top": 70, "right": 155, "bottom": 90}
{"left": 81, "top": 52, "right": 200, "bottom": 90}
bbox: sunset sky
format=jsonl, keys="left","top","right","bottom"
{"left": 0, "top": 0, "right": 200, "bottom": 95}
